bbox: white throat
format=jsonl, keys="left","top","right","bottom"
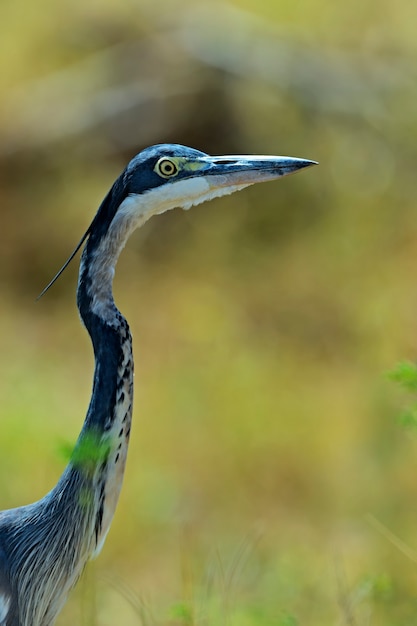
{"left": 113, "top": 176, "right": 253, "bottom": 232}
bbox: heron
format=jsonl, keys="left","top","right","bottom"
{"left": 0, "top": 144, "right": 316, "bottom": 626}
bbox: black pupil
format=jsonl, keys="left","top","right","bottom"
{"left": 162, "top": 161, "right": 174, "bottom": 174}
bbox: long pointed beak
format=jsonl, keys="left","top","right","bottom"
{"left": 199, "top": 154, "right": 317, "bottom": 187}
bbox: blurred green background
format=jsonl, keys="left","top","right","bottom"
{"left": 1, "top": 0, "right": 417, "bottom": 624}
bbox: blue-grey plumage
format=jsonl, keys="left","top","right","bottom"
{"left": 0, "top": 144, "right": 316, "bottom": 626}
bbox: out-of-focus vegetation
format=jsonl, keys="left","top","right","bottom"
{"left": 1, "top": 0, "right": 417, "bottom": 623}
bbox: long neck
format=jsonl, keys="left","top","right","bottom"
{"left": 72, "top": 225, "right": 134, "bottom": 555}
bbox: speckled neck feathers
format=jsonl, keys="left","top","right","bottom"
{"left": 74, "top": 215, "right": 136, "bottom": 552}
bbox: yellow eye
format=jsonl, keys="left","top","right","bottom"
{"left": 155, "top": 158, "right": 179, "bottom": 178}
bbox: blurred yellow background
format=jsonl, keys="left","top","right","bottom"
{"left": 0, "top": 0, "right": 416, "bottom": 624}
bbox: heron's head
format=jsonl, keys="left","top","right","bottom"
{"left": 38, "top": 144, "right": 316, "bottom": 299}
{"left": 111, "top": 143, "right": 316, "bottom": 230}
